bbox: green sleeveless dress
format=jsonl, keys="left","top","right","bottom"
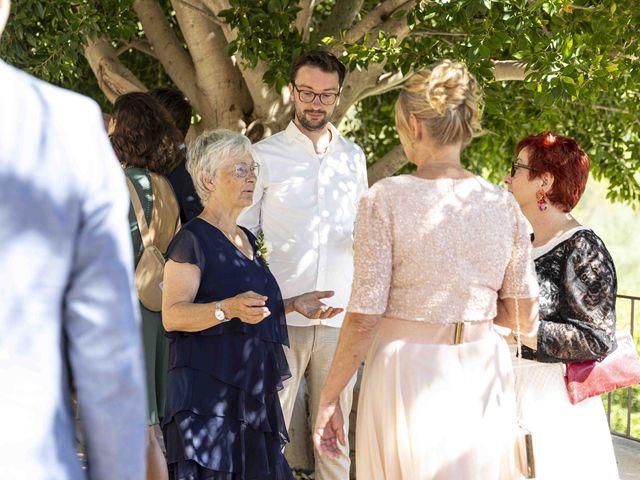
{"left": 125, "top": 166, "right": 173, "bottom": 425}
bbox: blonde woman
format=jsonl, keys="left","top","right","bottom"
{"left": 314, "top": 61, "right": 540, "bottom": 479}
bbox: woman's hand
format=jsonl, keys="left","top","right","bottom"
{"left": 494, "top": 299, "right": 538, "bottom": 350}
{"left": 224, "top": 291, "right": 270, "bottom": 324}
{"left": 292, "top": 290, "right": 344, "bottom": 319}
{"left": 313, "top": 398, "right": 345, "bottom": 459}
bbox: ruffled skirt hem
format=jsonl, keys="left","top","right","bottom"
{"left": 168, "top": 456, "right": 294, "bottom": 480}
{"left": 163, "top": 333, "right": 292, "bottom": 479}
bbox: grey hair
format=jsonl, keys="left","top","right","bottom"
{"left": 186, "top": 129, "right": 256, "bottom": 204}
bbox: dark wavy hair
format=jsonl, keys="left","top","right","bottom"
{"left": 110, "top": 92, "right": 182, "bottom": 175}
{"left": 148, "top": 87, "right": 192, "bottom": 138}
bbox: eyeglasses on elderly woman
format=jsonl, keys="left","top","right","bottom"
{"left": 510, "top": 161, "right": 540, "bottom": 177}
{"left": 232, "top": 162, "right": 260, "bottom": 178}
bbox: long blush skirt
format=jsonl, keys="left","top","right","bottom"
{"left": 356, "top": 319, "right": 518, "bottom": 480}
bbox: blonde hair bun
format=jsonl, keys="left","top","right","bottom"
{"left": 396, "top": 60, "right": 482, "bottom": 147}
{"left": 426, "top": 61, "right": 475, "bottom": 115}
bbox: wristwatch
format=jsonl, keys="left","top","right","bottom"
{"left": 214, "top": 301, "right": 229, "bottom": 322}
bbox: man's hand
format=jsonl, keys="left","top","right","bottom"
{"left": 293, "top": 290, "right": 343, "bottom": 319}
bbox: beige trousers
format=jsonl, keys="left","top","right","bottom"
{"left": 280, "top": 325, "right": 356, "bottom": 480}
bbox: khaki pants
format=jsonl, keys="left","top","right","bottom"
{"left": 280, "top": 325, "right": 356, "bottom": 480}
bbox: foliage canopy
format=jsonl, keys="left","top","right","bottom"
{"left": 2, "top": 0, "right": 638, "bottom": 203}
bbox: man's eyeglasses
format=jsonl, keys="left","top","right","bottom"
{"left": 292, "top": 83, "right": 339, "bottom": 105}
{"left": 233, "top": 162, "right": 260, "bottom": 178}
{"left": 510, "top": 162, "right": 539, "bottom": 177}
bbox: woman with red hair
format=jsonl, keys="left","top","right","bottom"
{"left": 504, "top": 131, "right": 619, "bottom": 478}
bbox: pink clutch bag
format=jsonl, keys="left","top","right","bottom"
{"left": 565, "top": 331, "right": 640, "bottom": 405}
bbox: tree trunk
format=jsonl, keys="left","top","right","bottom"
{"left": 133, "top": 0, "right": 200, "bottom": 109}
{"left": 84, "top": 37, "right": 147, "bottom": 102}
{"left": 367, "top": 145, "right": 407, "bottom": 185}
{"left": 172, "top": 0, "right": 252, "bottom": 130}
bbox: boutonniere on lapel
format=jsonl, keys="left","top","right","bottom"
{"left": 256, "top": 232, "right": 271, "bottom": 269}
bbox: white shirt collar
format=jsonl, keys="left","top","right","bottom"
{"left": 284, "top": 120, "right": 339, "bottom": 152}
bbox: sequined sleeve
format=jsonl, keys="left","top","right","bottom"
{"left": 347, "top": 186, "right": 393, "bottom": 315}
{"left": 535, "top": 231, "right": 617, "bottom": 363}
{"left": 499, "top": 196, "right": 539, "bottom": 299}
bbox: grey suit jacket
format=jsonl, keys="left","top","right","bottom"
{"left": 0, "top": 60, "right": 146, "bottom": 479}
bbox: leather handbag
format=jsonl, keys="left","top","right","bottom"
{"left": 126, "top": 173, "right": 180, "bottom": 312}
{"left": 565, "top": 331, "right": 640, "bottom": 405}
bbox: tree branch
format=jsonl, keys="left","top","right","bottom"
{"left": 332, "top": 63, "right": 385, "bottom": 123}
{"left": 343, "top": 0, "right": 416, "bottom": 44}
{"left": 84, "top": 37, "right": 147, "bottom": 103}
{"left": 411, "top": 30, "right": 468, "bottom": 38}
{"left": 582, "top": 104, "right": 632, "bottom": 115}
{"left": 116, "top": 38, "right": 157, "bottom": 58}
{"left": 329, "top": 1, "right": 416, "bottom": 122}
{"left": 295, "top": 0, "right": 317, "bottom": 43}
{"left": 176, "top": 0, "right": 224, "bottom": 26}
{"left": 317, "top": 0, "right": 364, "bottom": 40}
{"left": 357, "top": 70, "right": 408, "bottom": 101}
{"left": 492, "top": 60, "right": 528, "bottom": 81}
{"left": 594, "top": 105, "right": 630, "bottom": 114}
{"left": 133, "top": 0, "right": 200, "bottom": 108}
{"left": 367, "top": 145, "right": 406, "bottom": 185}
{"left": 341, "top": 60, "right": 528, "bottom": 127}
{"left": 375, "top": 14, "right": 413, "bottom": 44}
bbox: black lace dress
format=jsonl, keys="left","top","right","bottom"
{"left": 523, "top": 228, "right": 617, "bottom": 362}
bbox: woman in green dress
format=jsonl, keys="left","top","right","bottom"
{"left": 109, "top": 92, "right": 182, "bottom": 480}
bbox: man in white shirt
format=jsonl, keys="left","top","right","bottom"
{"left": 0, "top": 2, "right": 146, "bottom": 478}
{"left": 239, "top": 51, "right": 368, "bottom": 479}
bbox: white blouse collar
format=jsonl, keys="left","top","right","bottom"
{"left": 532, "top": 226, "right": 591, "bottom": 259}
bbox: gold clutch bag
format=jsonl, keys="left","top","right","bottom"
{"left": 514, "top": 299, "right": 536, "bottom": 479}
{"left": 515, "top": 421, "right": 536, "bottom": 478}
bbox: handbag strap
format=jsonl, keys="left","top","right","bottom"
{"left": 147, "top": 172, "right": 182, "bottom": 248}
{"left": 513, "top": 294, "right": 531, "bottom": 423}
{"left": 511, "top": 199, "right": 525, "bottom": 418}
{"left": 126, "top": 177, "right": 153, "bottom": 249}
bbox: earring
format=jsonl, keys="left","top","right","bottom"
{"left": 536, "top": 189, "right": 548, "bottom": 212}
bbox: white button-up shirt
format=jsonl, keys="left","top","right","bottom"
{"left": 239, "top": 121, "right": 368, "bottom": 327}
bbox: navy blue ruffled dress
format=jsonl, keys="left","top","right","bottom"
{"left": 162, "top": 218, "right": 294, "bottom": 480}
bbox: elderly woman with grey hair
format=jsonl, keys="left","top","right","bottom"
{"left": 161, "top": 129, "right": 340, "bottom": 480}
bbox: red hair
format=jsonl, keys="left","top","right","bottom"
{"left": 516, "top": 131, "right": 589, "bottom": 212}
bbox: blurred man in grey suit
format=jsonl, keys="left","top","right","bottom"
{"left": 0, "top": 1, "right": 147, "bottom": 478}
